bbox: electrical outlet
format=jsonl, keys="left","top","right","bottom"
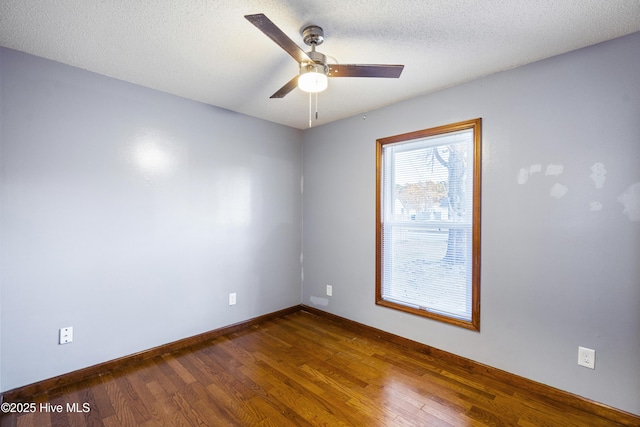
{"left": 229, "top": 293, "right": 237, "bottom": 306}
{"left": 326, "top": 285, "right": 332, "bottom": 296}
{"left": 59, "top": 327, "right": 73, "bottom": 344}
{"left": 578, "top": 346, "right": 595, "bottom": 369}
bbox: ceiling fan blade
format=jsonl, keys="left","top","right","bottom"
{"left": 245, "top": 14, "right": 313, "bottom": 64}
{"left": 270, "top": 76, "right": 299, "bottom": 98}
{"left": 328, "top": 64, "right": 404, "bottom": 78}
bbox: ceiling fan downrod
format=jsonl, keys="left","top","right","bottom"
{"left": 301, "top": 25, "right": 329, "bottom": 78}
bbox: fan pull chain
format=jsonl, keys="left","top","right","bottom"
{"left": 308, "top": 92, "right": 312, "bottom": 128}
{"left": 308, "top": 92, "right": 320, "bottom": 128}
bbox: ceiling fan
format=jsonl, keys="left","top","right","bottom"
{"left": 245, "top": 13, "right": 404, "bottom": 98}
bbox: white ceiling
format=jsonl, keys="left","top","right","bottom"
{"left": 1, "top": 1, "right": 639, "bottom": 130}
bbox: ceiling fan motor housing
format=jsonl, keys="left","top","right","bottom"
{"left": 306, "top": 50, "right": 328, "bottom": 68}
{"left": 300, "top": 61, "right": 328, "bottom": 76}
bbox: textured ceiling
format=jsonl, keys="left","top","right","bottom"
{"left": 1, "top": 1, "right": 639, "bottom": 129}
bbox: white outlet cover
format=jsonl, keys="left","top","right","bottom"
{"left": 59, "top": 326, "right": 73, "bottom": 344}
{"left": 229, "top": 293, "right": 237, "bottom": 306}
{"left": 578, "top": 346, "right": 595, "bottom": 369}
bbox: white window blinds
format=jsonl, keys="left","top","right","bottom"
{"left": 380, "top": 128, "right": 475, "bottom": 321}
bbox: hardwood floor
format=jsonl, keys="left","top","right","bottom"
{"left": 0, "top": 310, "right": 632, "bottom": 426}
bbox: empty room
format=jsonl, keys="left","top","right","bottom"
{"left": 1, "top": 1, "right": 639, "bottom": 426}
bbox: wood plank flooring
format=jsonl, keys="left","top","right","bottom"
{"left": 0, "top": 311, "right": 630, "bottom": 426}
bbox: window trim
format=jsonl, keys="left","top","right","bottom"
{"left": 375, "top": 118, "right": 482, "bottom": 331}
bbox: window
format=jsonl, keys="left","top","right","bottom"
{"left": 376, "top": 119, "right": 481, "bottom": 331}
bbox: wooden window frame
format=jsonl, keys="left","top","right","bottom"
{"left": 375, "top": 118, "right": 482, "bottom": 331}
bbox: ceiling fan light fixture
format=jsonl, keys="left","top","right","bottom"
{"left": 298, "top": 63, "right": 328, "bottom": 93}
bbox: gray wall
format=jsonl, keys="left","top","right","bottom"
{"left": 302, "top": 32, "right": 640, "bottom": 415}
{"left": 1, "top": 31, "right": 639, "bottom": 417}
{"left": 0, "top": 47, "right": 303, "bottom": 391}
